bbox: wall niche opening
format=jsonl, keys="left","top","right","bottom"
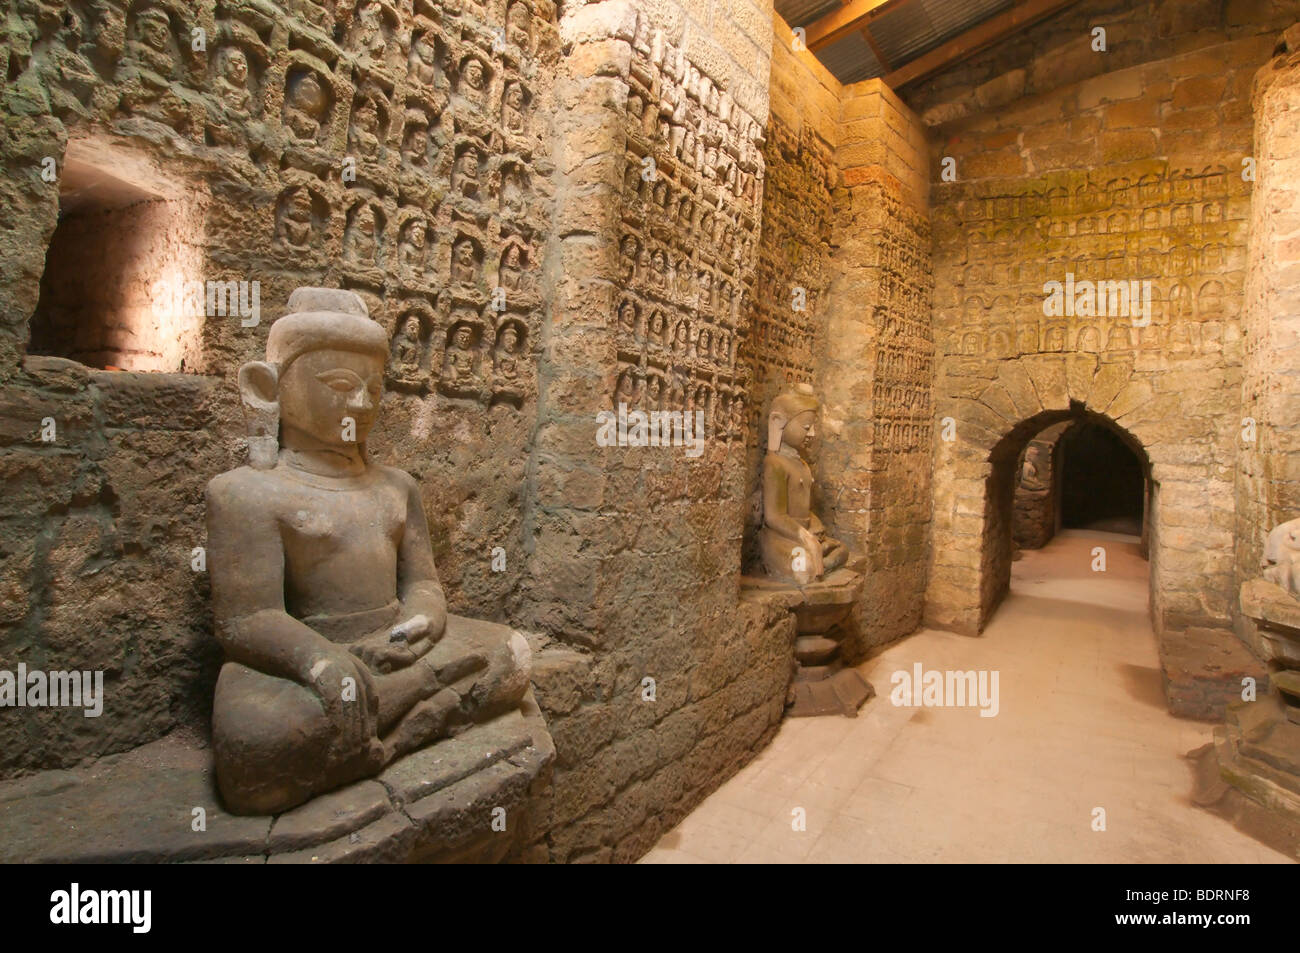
{"left": 27, "top": 139, "right": 205, "bottom": 372}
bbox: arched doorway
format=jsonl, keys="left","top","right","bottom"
{"left": 984, "top": 408, "right": 1153, "bottom": 627}
{"left": 1011, "top": 418, "right": 1149, "bottom": 554}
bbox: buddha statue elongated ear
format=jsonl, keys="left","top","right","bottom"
{"left": 238, "top": 360, "right": 280, "bottom": 470}
{"left": 767, "top": 408, "right": 789, "bottom": 455}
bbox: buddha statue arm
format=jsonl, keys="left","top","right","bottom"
{"left": 396, "top": 471, "right": 449, "bottom": 641}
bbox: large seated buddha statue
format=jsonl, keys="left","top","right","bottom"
{"left": 206, "top": 288, "right": 531, "bottom": 815}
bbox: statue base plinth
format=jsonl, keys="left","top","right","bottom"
{"left": 741, "top": 564, "right": 875, "bottom": 719}
{"left": 1191, "top": 692, "right": 1300, "bottom": 859}
{"left": 1191, "top": 580, "right": 1300, "bottom": 856}
{"left": 0, "top": 683, "right": 554, "bottom": 864}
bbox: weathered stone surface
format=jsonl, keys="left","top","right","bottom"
{"left": 267, "top": 781, "right": 392, "bottom": 854}
{"left": 0, "top": 734, "right": 269, "bottom": 863}
{"left": 379, "top": 708, "right": 536, "bottom": 806}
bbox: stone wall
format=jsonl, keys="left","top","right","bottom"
{"left": 906, "top": 1, "right": 1286, "bottom": 717}
{"left": 503, "top": 0, "right": 801, "bottom": 863}
{"left": 0, "top": 0, "right": 550, "bottom": 771}
{"left": 1237, "top": 25, "right": 1300, "bottom": 654}
{"left": 1011, "top": 424, "right": 1064, "bottom": 549}
{"left": 743, "top": 19, "right": 839, "bottom": 569}
{"left": 819, "top": 80, "right": 933, "bottom": 657}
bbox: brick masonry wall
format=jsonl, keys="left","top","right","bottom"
{"left": 821, "top": 80, "right": 934, "bottom": 657}
{"left": 518, "top": 0, "right": 800, "bottom": 863}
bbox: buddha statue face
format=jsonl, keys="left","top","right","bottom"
{"left": 137, "top": 9, "right": 171, "bottom": 52}
{"left": 292, "top": 74, "right": 326, "bottom": 115}
{"left": 463, "top": 59, "right": 485, "bottom": 91}
{"left": 222, "top": 48, "right": 248, "bottom": 85}
{"left": 404, "top": 125, "right": 428, "bottom": 160}
{"left": 277, "top": 348, "right": 384, "bottom": 450}
{"left": 354, "top": 99, "right": 379, "bottom": 134}
{"left": 413, "top": 35, "right": 436, "bottom": 69}
{"left": 499, "top": 327, "right": 519, "bottom": 352}
{"left": 769, "top": 396, "right": 819, "bottom": 464}
{"left": 454, "top": 326, "right": 473, "bottom": 349}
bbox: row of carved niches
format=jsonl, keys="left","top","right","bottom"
{"left": 949, "top": 316, "right": 1237, "bottom": 358}
{"left": 621, "top": 157, "right": 758, "bottom": 273}
{"left": 39, "top": 1, "right": 546, "bottom": 155}
{"left": 621, "top": 20, "right": 764, "bottom": 211}
{"left": 615, "top": 297, "right": 739, "bottom": 370}
{"left": 273, "top": 181, "right": 537, "bottom": 288}
{"left": 874, "top": 418, "right": 933, "bottom": 455}
{"left": 875, "top": 344, "right": 932, "bottom": 381}
{"left": 874, "top": 380, "right": 929, "bottom": 414}
{"left": 953, "top": 278, "right": 1238, "bottom": 317}
{"left": 386, "top": 304, "right": 530, "bottom": 405}
{"left": 953, "top": 240, "right": 1242, "bottom": 286}
{"left": 618, "top": 234, "right": 752, "bottom": 321}
{"left": 749, "top": 312, "right": 815, "bottom": 370}
{"left": 612, "top": 361, "right": 747, "bottom": 442}
{"left": 951, "top": 165, "right": 1243, "bottom": 223}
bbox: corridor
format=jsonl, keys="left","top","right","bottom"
{"left": 643, "top": 532, "right": 1289, "bottom": 863}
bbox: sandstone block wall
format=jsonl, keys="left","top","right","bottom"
{"left": 1237, "top": 28, "right": 1300, "bottom": 654}
{"left": 821, "top": 80, "right": 934, "bottom": 657}
{"left": 516, "top": 0, "right": 803, "bottom": 863}
{"left": 905, "top": 3, "right": 1289, "bottom": 718}
{"left": 744, "top": 22, "right": 838, "bottom": 569}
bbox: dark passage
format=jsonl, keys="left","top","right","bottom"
{"left": 1059, "top": 421, "right": 1144, "bottom": 535}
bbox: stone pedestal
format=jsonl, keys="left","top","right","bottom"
{"left": 1191, "top": 579, "right": 1300, "bottom": 858}
{"left": 741, "top": 565, "right": 875, "bottom": 718}
{"left": 0, "top": 674, "right": 555, "bottom": 863}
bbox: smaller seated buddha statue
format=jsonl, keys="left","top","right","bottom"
{"left": 759, "top": 386, "right": 848, "bottom": 586}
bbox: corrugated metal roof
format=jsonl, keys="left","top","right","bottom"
{"left": 776, "top": 0, "right": 843, "bottom": 29}
{"left": 816, "top": 31, "right": 882, "bottom": 84}
{"left": 775, "top": 0, "right": 1020, "bottom": 86}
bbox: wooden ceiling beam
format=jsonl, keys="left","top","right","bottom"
{"left": 881, "top": 0, "right": 1080, "bottom": 89}
{"left": 805, "top": 0, "right": 911, "bottom": 53}
{"left": 860, "top": 25, "right": 893, "bottom": 72}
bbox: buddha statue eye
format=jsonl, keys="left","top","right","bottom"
{"left": 316, "top": 369, "right": 365, "bottom": 392}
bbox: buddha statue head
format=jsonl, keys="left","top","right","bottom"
{"left": 768, "top": 384, "right": 820, "bottom": 462}
{"left": 237, "top": 288, "right": 388, "bottom": 470}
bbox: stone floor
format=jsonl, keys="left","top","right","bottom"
{"left": 642, "top": 531, "right": 1293, "bottom": 863}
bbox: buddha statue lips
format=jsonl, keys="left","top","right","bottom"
{"left": 206, "top": 288, "right": 531, "bottom": 815}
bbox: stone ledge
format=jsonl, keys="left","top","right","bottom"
{"left": 1159, "top": 625, "right": 1266, "bottom": 720}
{"left": 0, "top": 691, "right": 554, "bottom": 864}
